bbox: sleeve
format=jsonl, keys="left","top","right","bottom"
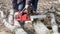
{"left": 12, "top": 0, "right": 18, "bottom": 10}
{"left": 26, "top": 0, "right": 31, "bottom": 5}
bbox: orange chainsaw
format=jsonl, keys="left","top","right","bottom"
{"left": 14, "top": 8, "right": 47, "bottom": 22}
{"left": 14, "top": 9, "right": 30, "bottom": 22}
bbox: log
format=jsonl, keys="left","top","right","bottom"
{"left": 50, "top": 13, "right": 59, "bottom": 34}
{"left": 33, "top": 21, "right": 50, "bottom": 34}
{"left": 0, "top": 10, "right": 27, "bottom": 34}
{"left": 8, "top": 9, "right": 14, "bottom": 25}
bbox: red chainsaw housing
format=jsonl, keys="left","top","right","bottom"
{"left": 14, "top": 12, "right": 30, "bottom": 21}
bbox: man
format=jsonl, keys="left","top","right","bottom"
{"left": 12, "top": 0, "right": 32, "bottom": 27}
{"left": 12, "top": 0, "right": 31, "bottom": 11}
{"left": 12, "top": 0, "right": 38, "bottom": 12}
{"left": 13, "top": 0, "right": 38, "bottom": 24}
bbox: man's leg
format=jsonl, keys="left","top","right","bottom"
{"left": 18, "top": 2, "right": 25, "bottom": 11}
{"left": 32, "top": 0, "right": 38, "bottom": 11}
{"left": 31, "top": 0, "right": 38, "bottom": 15}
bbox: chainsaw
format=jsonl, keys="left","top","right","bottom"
{"left": 14, "top": 9, "right": 30, "bottom": 22}
{"left": 14, "top": 8, "right": 47, "bottom": 24}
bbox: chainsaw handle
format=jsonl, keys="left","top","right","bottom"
{"left": 21, "top": 8, "right": 28, "bottom": 13}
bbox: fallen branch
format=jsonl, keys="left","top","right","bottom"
{"left": 50, "top": 13, "right": 58, "bottom": 34}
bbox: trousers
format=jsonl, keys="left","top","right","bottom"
{"left": 18, "top": 0, "right": 38, "bottom": 11}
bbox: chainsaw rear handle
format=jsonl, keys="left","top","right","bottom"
{"left": 20, "top": 8, "right": 28, "bottom": 13}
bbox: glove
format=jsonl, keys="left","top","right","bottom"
{"left": 22, "top": 8, "right": 28, "bottom": 13}
{"left": 25, "top": 5, "right": 29, "bottom": 9}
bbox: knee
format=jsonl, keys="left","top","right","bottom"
{"left": 18, "top": 4, "right": 24, "bottom": 11}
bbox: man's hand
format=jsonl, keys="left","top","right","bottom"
{"left": 23, "top": 5, "right": 29, "bottom": 13}
{"left": 25, "top": 5, "right": 29, "bottom": 9}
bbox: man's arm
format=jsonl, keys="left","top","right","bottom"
{"left": 26, "top": 0, "right": 31, "bottom": 5}
{"left": 25, "top": 0, "right": 31, "bottom": 9}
